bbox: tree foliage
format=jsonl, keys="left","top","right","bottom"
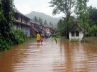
{"left": 13, "top": 29, "right": 26, "bottom": 44}
{"left": 88, "top": 6, "right": 97, "bottom": 26}
{"left": 44, "top": 20, "right": 47, "bottom": 25}
{"left": 57, "top": 19, "right": 65, "bottom": 36}
{"left": 57, "top": 16, "right": 74, "bottom": 36}
{"left": 86, "top": 6, "right": 97, "bottom": 37}
{"left": 88, "top": 25, "right": 97, "bottom": 37}
{"left": 38, "top": 17, "right": 43, "bottom": 24}
{"left": 74, "top": 0, "right": 89, "bottom": 36}
{"left": 33, "top": 16, "right": 43, "bottom": 25}
{"left": 33, "top": 16, "right": 38, "bottom": 22}
{"left": 49, "top": 0, "right": 76, "bottom": 21}
{"left": 49, "top": 21, "right": 53, "bottom": 25}
{"left": 0, "top": 0, "right": 16, "bottom": 51}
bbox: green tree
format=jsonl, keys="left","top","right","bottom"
{"left": 38, "top": 17, "right": 43, "bottom": 25}
{"left": 57, "top": 16, "right": 74, "bottom": 36}
{"left": 88, "top": 6, "right": 97, "bottom": 26}
{"left": 0, "top": 0, "right": 16, "bottom": 51}
{"left": 74, "top": 0, "right": 89, "bottom": 36}
{"left": 49, "top": 0, "right": 76, "bottom": 22}
{"left": 57, "top": 19, "right": 64, "bottom": 36}
{"left": 89, "top": 25, "right": 97, "bottom": 37}
{"left": 33, "top": 16, "right": 38, "bottom": 22}
{"left": 49, "top": 21, "right": 53, "bottom": 25}
{"left": 44, "top": 20, "right": 48, "bottom": 25}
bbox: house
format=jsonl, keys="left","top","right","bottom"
{"left": 44, "top": 25, "right": 52, "bottom": 38}
{"left": 69, "top": 23, "right": 84, "bottom": 41}
{"left": 13, "top": 9, "right": 31, "bottom": 38}
{"left": 30, "top": 22, "right": 39, "bottom": 36}
{"left": 50, "top": 25, "right": 56, "bottom": 36}
{"left": 30, "top": 23, "right": 52, "bottom": 38}
{"left": 40, "top": 24, "right": 45, "bottom": 38}
{"left": 30, "top": 22, "right": 44, "bottom": 37}
{"left": 43, "top": 24, "right": 57, "bottom": 38}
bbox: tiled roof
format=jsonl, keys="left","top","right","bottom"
{"left": 33, "top": 27, "right": 39, "bottom": 32}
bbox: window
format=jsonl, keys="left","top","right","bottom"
{"left": 76, "top": 31, "right": 79, "bottom": 36}
{"left": 15, "top": 13, "right": 18, "bottom": 20}
{"left": 71, "top": 31, "right": 74, "bottom": 36}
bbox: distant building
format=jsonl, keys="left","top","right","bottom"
{"left": 44, "top": 25, "right": 52, "bottom": 38}
{"left": 69, "top": 23, "right": 84, "bottom": 41}
{"left": 30, "top": 22, "right": 40, "bottom": 36}
{"left": 43, "top": 24, "right": 56, "bottom": 38}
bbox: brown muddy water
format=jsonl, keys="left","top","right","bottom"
{"left": 0, "top": 38, "right": 97, "bottom": 72}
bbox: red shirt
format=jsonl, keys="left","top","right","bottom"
{"left": 40, "top": 38, "right": 43, "bottom": 42}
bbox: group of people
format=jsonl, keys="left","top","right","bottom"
{"left": 36, "top": 32, "right": 43, "bottom": 44}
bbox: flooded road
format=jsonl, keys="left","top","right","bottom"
{"left": 0, "top": 38, "right": 97, "bottom": 72}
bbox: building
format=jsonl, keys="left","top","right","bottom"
{"left": 44, "top": 25, "right": 52, "bottom": 38}
{"left": 30, "top": 22, "right": 39, "bottom": 36}
{"left": 69, "top": 23, "right": 84, "bottom": 41}
{"left": 13, "top": 9, "right": 31, "bottom": 38}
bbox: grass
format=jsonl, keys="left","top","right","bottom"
{"left": 69, "top": 37, "right": 95, "bottom": 43}
{"left": 70, "top": 39, "right": 80, "bottom": 42}
{"left": 81, "top": 37, "right": 97, "bottom": 44}
{"left": 25, "top": 38, "right": 35, "bottom": 42}
{"left": 81, "top": 37, "right": 92, "bottom": 43}
{"left": 52, "top": 35, "right": 97, "bottom": 44}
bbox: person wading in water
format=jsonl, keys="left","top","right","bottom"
{"left": 36, "top": 32, "right": 41, "bottom": 44}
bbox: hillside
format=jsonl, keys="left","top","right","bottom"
{"left": 25, "top": 11, "right": 60, "bottom": 24}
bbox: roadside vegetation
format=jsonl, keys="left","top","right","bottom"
{"left": 0, "top": 28, "right": 34, "bottom": 52}
{"left": 0, "top": 0, "right": 15, "bottom": 51}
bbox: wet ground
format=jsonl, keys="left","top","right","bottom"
{"left": 0, "top": 38, "right": 97, "bottom": 72}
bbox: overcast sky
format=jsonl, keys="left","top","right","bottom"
{"left": 14, "top": 0, "right": 97, "bottom": 18}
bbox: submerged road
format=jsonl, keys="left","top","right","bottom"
{"left": 0, "top": 38, "right": 97, "bottom": 72}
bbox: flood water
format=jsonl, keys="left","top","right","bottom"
{"left": 0, "top": 38, "right": 97, "bottom": 72}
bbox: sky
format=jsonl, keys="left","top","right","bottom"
{"left": 14, "top": 0, "right": 97, "bottom": 18}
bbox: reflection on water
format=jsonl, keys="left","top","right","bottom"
{"left": 0, "top": 38, "right": 97, "bottom": 72}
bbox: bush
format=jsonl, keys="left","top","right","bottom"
{"left": 13, "top": 29, "right": 26, "bottom": 44}
{"left": 0, "top": 35, "right": 10, "bottom": 51}
{"left": 88, "top": 25, "right": 97, "bottom": 37}
{"left": 81, "top": 37, "right": 91, "bottom": 43}
{"left": 70, "top": 39, "right": 80, "bottom": 42}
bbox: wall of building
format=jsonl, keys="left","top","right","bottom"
{"left": 30, "top": 23, "right": 36, "bottom": 36}
{"left": 69, "top": 31, "right": 84, "bottom": 41}
{"left": 13, "top": 12, "right": 31, "bottom": 38}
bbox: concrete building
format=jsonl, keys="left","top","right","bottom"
{"left": 13, "top": 9, "right": 31, "bottom": 38}
{"left": 69, "top": 23, "right": 84, "bottom": 41}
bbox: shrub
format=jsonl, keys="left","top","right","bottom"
{"left": 81, "top": 37, "right": 91, "bottom": 43}
{"left": 13, "top": 29, "right": 26, "bottom": 44}
{"left": 0, "top": 35, "right": 10, "bottom": 51}
{"left": 70, "top": 39, "right": 80, "bottom": 42}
